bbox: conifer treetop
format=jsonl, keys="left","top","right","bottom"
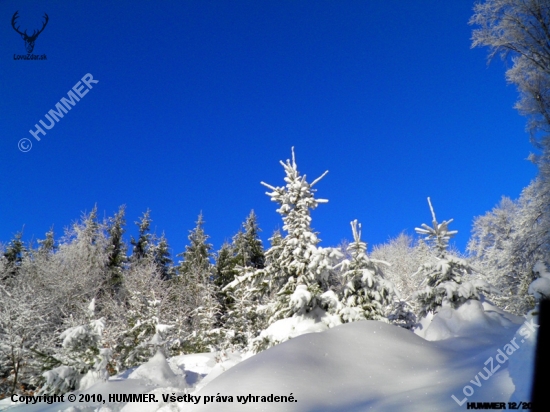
{"left": 350, "top": 219, "right": 365, "bottom": 251}
{"left": 415, "top": 197, "right": 457, "bottom": 257}
{"left": 260, "top": 147, "right": 329, "bottom": 217}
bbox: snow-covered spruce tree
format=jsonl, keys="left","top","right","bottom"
{"left": 118, "top": 283, "right": 165, "bottom": 367}
{"left": 414, "top": 198, "right": 494, "bottom": 318}
{"left": 220, "top": 230, "right": 282, "bottom": 350}
{"left": 334, "top": 220, "right": 395, "bottom": 322}
{"left": 130, "top": 209, "right": 152, "bottom": 263}
{"left": 115, "top": 256, "right": 182, "bottom": 365}
{"left": 104, "top": 206, "right": 127, "bottom": 298}
{"left": 175, "top": 214, "right": 222, "bottom": 352}
{"left": 129, "top": 210, "right": 175, "bottom": 280}
{"left": 1, "top": 231, "right": 26, "bottom": 280}
{"left": 387, "top": 299, "right": 418, "bottom": 330}
{"left": 260, "top": 148, "right": 336, "bottom": 320}
{"left": 215, "top": 211, "right": 266, "bottom": 348}
{"left": 232, "top": 210, "right": 266, "bottom": 270}
{"left": 220, "top": 269, "right": 258, "bottom": 350}
{"left": 266, "top": 229, "right": 283, "bottom": 266}
{"left": 36, "top": 227, "right": 56, "bottom": 261}
{"left": 148, "top": 232, "right": 175, "bottom": 280}
{"left": 214, "top": 242, "right": 239, "bottom": 291}
{"left": 231, "top": 148, "right": 342, "bottom": 352}
{"left": 213, "top": 242, "right": 240, "bottom": 329}
{"left": 39, "top": 299, "right": 111, "bottom": 395}
{"left": 218, "top": 211, "right": 266, "bottom": 293}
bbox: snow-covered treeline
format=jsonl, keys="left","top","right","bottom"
{"left": 0, "top": 147, "right": 513, "bottom": 400}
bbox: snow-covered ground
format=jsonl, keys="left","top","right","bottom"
{"left": 0, "top": 300, "right": 537, "bottom": 412}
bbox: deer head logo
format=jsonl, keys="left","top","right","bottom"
{"left": 11, "top": 11, "right": 49, "bottom": 54}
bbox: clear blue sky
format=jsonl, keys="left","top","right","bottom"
{"left": 0, "top": 1, "right": 537, "bottom": 258}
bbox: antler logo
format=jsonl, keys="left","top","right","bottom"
{"left": 11, "top": 11, "right": 49, "bottom": 54}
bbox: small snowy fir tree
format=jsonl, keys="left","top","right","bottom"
{"left": 387, "top": 298, "right": 418, "bottom": 330}
{"left": 39, "top": 299, "right": 111, "bottom": 395}
{"left": 118, "top": 290, "right": 164, "bottom": 368}
{"left": 413, "top": 198, "right": 494, "bottom": 318}
{"left": 334, "top": 220, "right": 395, "bottom": 322}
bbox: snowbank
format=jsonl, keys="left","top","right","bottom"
{"left": 2, "top": 303, "right": 534, "bottom": 412}
{"left": 415, "top": 299, "right": 521, "bottom": 342}
{"left": 255, "top": 307, "right": 341, "bottom": 347}
{"left": 128, "top": 350, "right": 187, "bottom": 388}
{"left": 188, "top": 320, "right": 519, "bottom": 411}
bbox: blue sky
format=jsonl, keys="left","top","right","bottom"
{"left": 0, "top": 1, "right": 538, "bottom": 258}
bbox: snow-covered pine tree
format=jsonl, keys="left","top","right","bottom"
{"left": 213, "top": 242, "right": 240, "bottom": 330}
{"left": 414, "top": 198, "right": 494, "bottom": 318}
{"left": 334, "top": 220, "right": 395, "bottom": 322}
{"left": 177, "top": 213, "right": 212, "bottom": 285}
{"left": 220, "top": 232, "right": 276, "bottom": 350}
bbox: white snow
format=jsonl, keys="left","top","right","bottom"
{"left": 127, "top": 350, "right": 187, "bottom": 388}
{"left": 1, "top": 300, "right": 538, "bottom": 412}
{"left": 415, "top": 299, "right": 520, "bottom": 342}
{"left": 255, "top": 307, "right": 338, "bottom": 346}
